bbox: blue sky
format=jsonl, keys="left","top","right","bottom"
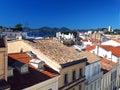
{"left": 0, "top": 0, "right": 120, "bottom": 29}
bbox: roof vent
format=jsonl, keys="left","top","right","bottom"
{"left": 20, "top": 48, "right": 23, "bottom": 53}
{"left": 12, "top": 62, "right": 29, "bottom": 74}
{"left": 30, "top": 59, "right": 45, "bottom": 70}
{"left": 8, "top": 66, "right": 14, "bottom": 77}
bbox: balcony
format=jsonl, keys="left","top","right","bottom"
{"left": 86, "top": 71, "right": 103, "bottom": 84}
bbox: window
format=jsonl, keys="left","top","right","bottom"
{"left": 72, "top": 70, "right": 76, "bottom": 81}
{"left": 10, "top": 34, "right": 12, "bottom": 36}
{"left": 72, "top": 88, "right": 75, "bottom": 90}
{"left": 104, "top": 55, "right": 107, "bottom": 58}
{"left": 79, "top": 68, "right": 82, "bottom": 78}
{"left": 111, "top": 71, "right": 117, "bottom": 81}
{"left": 98, "top": 79, "right": 100, "bottom": 88}
{"left": 48, "top": 89, "right": 52, "bottom": 90}
{"left": 91, "top": 84, "right": 93, "bottom": 90}
{"left": 86, "top": 87, "right": 88, "bottom": 90}
{"left": 79, "top": 84, "right": 82, "bottom": 90}
{"left": 64, "top": 73, "right": 68, "bottom": 84}
{"left": 94, "top": 82, "right": 96, "bottom": 90}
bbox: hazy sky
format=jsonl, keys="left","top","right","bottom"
{"left": 0, "top": 0, "right": 119, "bottom": 29}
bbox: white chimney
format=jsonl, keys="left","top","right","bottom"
{"left": 30, "top": 59, "right": 45, "bottom": 70}
{"left": 95, "top": 45, "right": 99, "bottom": 55}
{"left": 38, "top": 61, "right": 45, "bottom": 70}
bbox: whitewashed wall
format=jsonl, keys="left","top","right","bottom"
{"left": 86, "top": 61, "right": 101, "bottom": 79}
{"left": 90, "top": 46, "right": 119, "bottom": 63}
{"left": 85, "top": 61, "right": 102, "bottom": 90}
{"left": 102, "top": 40, "right": 120, "bottom": 47}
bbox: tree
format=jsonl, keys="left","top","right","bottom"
{"left": 63, "top": 39, "right": 75, "bottom": 46}
{"left": 0, "top": 26, "right": 3, "bottom": 29}
{"left": 15, "top": 24, "right": 22, "bottom": 31}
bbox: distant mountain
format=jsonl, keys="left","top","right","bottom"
{"left": 24, "top": 26, "right": 72, "bottom": 37}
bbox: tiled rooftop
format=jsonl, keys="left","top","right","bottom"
{"left": 82, "top": 39, "right": 101, "bottom": 43}
{"left": 79, "top": 51, "right": 101, "bottom": 64}
{"left": 113, "top": 39, "right": 120, "bottom": 43}
{"left": 85, "top": 45, "right": 96, "bottom": 51}
{"left": 0, "top": 39, "right": 5, "bottom": 48}
{"left": 86, "top": 45, "right": 120, "bottom": 57}
{"left": 25, "top": 39, "right": 85, "bottom": 64}
{"left": 100, "top": 45, "right": 120, "bottom": 57}
{"left": 101, "top": 58, "right": 116, "bottom": 73}
{"left": 8, "top": 52, "right": 59, "bottom": 90}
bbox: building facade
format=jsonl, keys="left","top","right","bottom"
{"left": 0, "top": 37, "right": 10, "bottom": 90}
{"left": 86, "top": 45, "right": 120, "bottom": 89}
{"left": 101, "top": 58, "right": 117, "bottom": 90}
{"left": 7, "top": 39, "right": 87, "bottom": 90}
{"left": 8, "top": 52, "right": 60, "bottom": 90}
{"left": 79, "top": 51, "right": 103, "bottom": 90}
{"left": 2, "top": 31, "right": 22, "bottom": 40}
{"left": 58, "top": 59, "right": 86, "bottom": 90}
{"left": 56, "top": 32, "right": 74, "bottom": 40}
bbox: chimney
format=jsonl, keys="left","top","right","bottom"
{"left": 108, "top": 51, "right": 112, "bottom": 61}
{"left": 20, "top": 48, "right": 23, "bottom": 53}
{"left": 95, "top": 45, "right": 99, "bottom": 55}
{"left": 30, "top": 59, "right": 45, "bottom": 70}
{"left": 38, "top": 61, "right": 45, "bottom": 70}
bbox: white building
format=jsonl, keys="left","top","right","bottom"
{"left": 102, "top": 39, "right": 120, "bottom": 47}
{"left": 79, "top": 51, "right": 103, "bottom": 90}
{"left": 86, "top": 45, "right": 120, "bottom": 63}
{"left": 82, "top": 40, "right": 93, "bottom": 48}
{"left": 108, "top": 26, "right": 113, "bottom": 32}
{"left": 2, "top": 31, "right": 22, "bottom": 40}
{"left": 101, "top": 58, "right": 117, "bottom": 90}
{"left": 56, "top": 32, "right": 74, "bottom": 40}
{"left": 86, "top": 45, "right": 120, "bottom": 89}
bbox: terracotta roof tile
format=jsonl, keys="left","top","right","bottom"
{"left": 113, "top": 39, "right": 120, "bottom": 43}
{"left": 86, "top": 44, "right": 120, "bottom": 57}
{"left": 85, "top": 45, "right": 96, "bottom": 51}
{"left": 8, "top": 53, "right": 59, "bottom": 90}
{"left": 25, "top": 39, "right": 85, "bottom": 64}
{"left": 79, "top": 51, "right": 101, "bottom": 63}
{"left": 101, "top": 58, "right": 116, "bottom": 71}
{"left": 100, "top": 45, "right": 120, "bottom": 57}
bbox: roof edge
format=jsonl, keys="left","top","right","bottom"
{"left": 60, "top": 57, "right": 87, "bottom": 68}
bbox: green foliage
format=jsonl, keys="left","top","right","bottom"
{"left": 63, "top": 39, "right": 75, "bottom": 46}
{"left": 0, "top": 26, "right": 3, "bottom": 29}
{"left": 28, "top": 27, "right": 72, "bottom": 37}
{"left": 114, "top": 29, "right": 120, "bottom": 34}
{"left": 14, "top": 24, "right": 22, "bottom": 31}
{"left": 104, "top": 31, "right": 114, "bottom": 34}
